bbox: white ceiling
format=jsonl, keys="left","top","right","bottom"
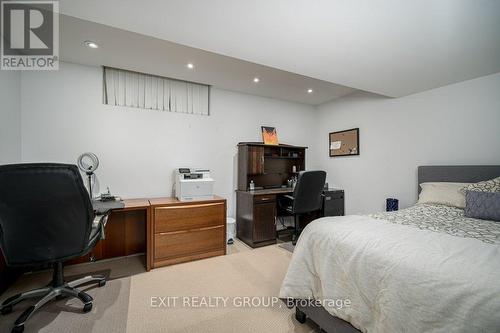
{"left": 59, "top": 15, "right": 355, "bottom": 105}
{"left": 59, "top": 0, "right": 500, "bottom": 98}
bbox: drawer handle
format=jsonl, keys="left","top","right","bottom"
{"left": 156, "top": 203, "right": 222, "bottom": 210}
{"left": 156, "top": 225, "right": 223, "bottom": 236}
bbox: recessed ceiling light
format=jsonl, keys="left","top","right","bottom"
{"left": 187, "top": 63, "right": 194, "bottom": 69}
{"left": 253, "top": 77, "right": 260, "bottom": 83}
{"left": 83, "top": 40, "right": 99, "bottom": 49}
{"left": 307, "top": 89, "right": 313, "bottom": 94}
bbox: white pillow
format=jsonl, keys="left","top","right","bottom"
{"left": 418, "top": 182, "right": 471, "bottom": 208}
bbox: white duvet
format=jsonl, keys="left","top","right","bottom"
{"left": 279, "top": 213, "right": 500, "bottom": 332}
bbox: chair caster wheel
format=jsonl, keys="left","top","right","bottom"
{"left": 83, "top": 303, "right": 92, "bottom": 313}
{"left": 1, "top": 305, "right": 13, "bottom": 315}
{"left": 12, "top": 325, "right": 24, "bottom": 333}
{"left": 98, "top": 280, "right": 106, "bottom": 287}
{"left": 295, "top": 307, "right": 307, "bottom": 324}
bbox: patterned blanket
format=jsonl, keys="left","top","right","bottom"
{"left": 370, "top": 204, "right": 500, "bottom": 244}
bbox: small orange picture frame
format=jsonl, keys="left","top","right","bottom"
{"left": 261, "top": 126, "right": 278, "bottom": 145}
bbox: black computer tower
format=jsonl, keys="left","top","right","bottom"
{"left": 322, "top": 189, "right": 344, "bottom": 217}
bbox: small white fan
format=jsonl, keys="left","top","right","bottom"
{"left": 77, "top": 152, "right": 99, "bottom": 198}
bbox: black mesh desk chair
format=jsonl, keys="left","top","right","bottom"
{"left": 0, "top": 164, "right": 109, "bottom": 333}
{"left": 281, "top": 171, "right": 326, "bottom": 245}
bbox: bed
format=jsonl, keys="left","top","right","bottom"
{"left": 279, "top": 165, "right": 500, "bottom": 333}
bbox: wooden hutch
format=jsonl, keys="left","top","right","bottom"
{"left": 236, "top": 142, "right": 307, "bottom": 248}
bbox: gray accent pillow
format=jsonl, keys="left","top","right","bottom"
{"left": 465, "top": 191, "right": 500, "bottom": 222}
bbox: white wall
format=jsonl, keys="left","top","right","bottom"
{"left": 16, "top": 62, "right": 500, "bottom": 217}
{"left": 316, "top": 73, "right": 500, "bottom": 214}
{"left": 0, "top": 71, "right": 21, "bottom": 164}
{"left": 20, "top": 62, "right": 318, "bottom": 216}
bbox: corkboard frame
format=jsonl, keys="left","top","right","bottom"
{"left": 329, "top": 128, "right": 360, "bottom": 157}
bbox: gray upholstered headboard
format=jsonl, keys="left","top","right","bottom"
{"left": 418, "top": 165, "right": 500, "bottom": 193}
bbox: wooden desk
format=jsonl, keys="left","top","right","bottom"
{"left": 66, "top": 197, "right": 228, "bottom": 270}
{"left": 0, "top": 196, "right": 227, "bottom": 296}
{"left": 236, "top": 142, "right": 308, "bottom": 248}
{"left": 237, "top": 189, "right": 345, "bottom": 248}
{"left": 68, "top": 198, "right": 151, "bottom": 270}
{"left": 1, "top": 199, "right": 151, "bottom": 296}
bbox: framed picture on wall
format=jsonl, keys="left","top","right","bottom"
{"left": 261, "top": 126, "right": 279, "bottom": 145}
{"left": 329, "top": 128, "right": 359, "bottom": 157}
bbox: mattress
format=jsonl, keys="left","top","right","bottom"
{"left": 279, "top": 204, "right": 500, "bottom": 332}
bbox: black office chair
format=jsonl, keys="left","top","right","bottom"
{"left": 281, "top": 171, "right": 326, "bottom": 245}
{"left": 0, "top": 164, "right": 108, "bottom": 333}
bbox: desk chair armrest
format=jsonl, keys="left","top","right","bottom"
{"left": 283, "top": 195, "right": 294, "bottom": 201}
{"left": 92, "top": 214, "right": 109, "bottom": 240}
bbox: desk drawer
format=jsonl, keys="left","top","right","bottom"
{"left": 154, "top": 202, "right": 225, "bottom": 233}
{"left": 253, "top": 194, "right": 276, "bottom": 203}
{"left": 154, "top": 226, "right": 224, "bottom": 260}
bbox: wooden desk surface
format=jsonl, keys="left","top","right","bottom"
{"left": 121, "top": 198, "right": 151, "bottom": 210}
{"left": 238, "top": 188, "right": 294, "bottom": 195}
{"left": 107, "top": 196, "right": 227, "bottom": 209}
{"left": 237, "top": 187, "right": 344, "bottom": 196}
{"left": 149, "top": 196, "right": 225, "bottom": 206}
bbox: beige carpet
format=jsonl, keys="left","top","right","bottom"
{"left": 0, "top": 256, "right": 141, "bottom": 333}
{"left": 127, "top": 245, "right": 316, "bottom": 333}
{"left": 278, "top": 242, "right": 295, "bottom": 253}
{"left": 1, "top": 243, "right": 317, "bottom": 333}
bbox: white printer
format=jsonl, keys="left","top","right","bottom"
{"left": 175, "top": 168, "right": 214, "bottom": 201}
